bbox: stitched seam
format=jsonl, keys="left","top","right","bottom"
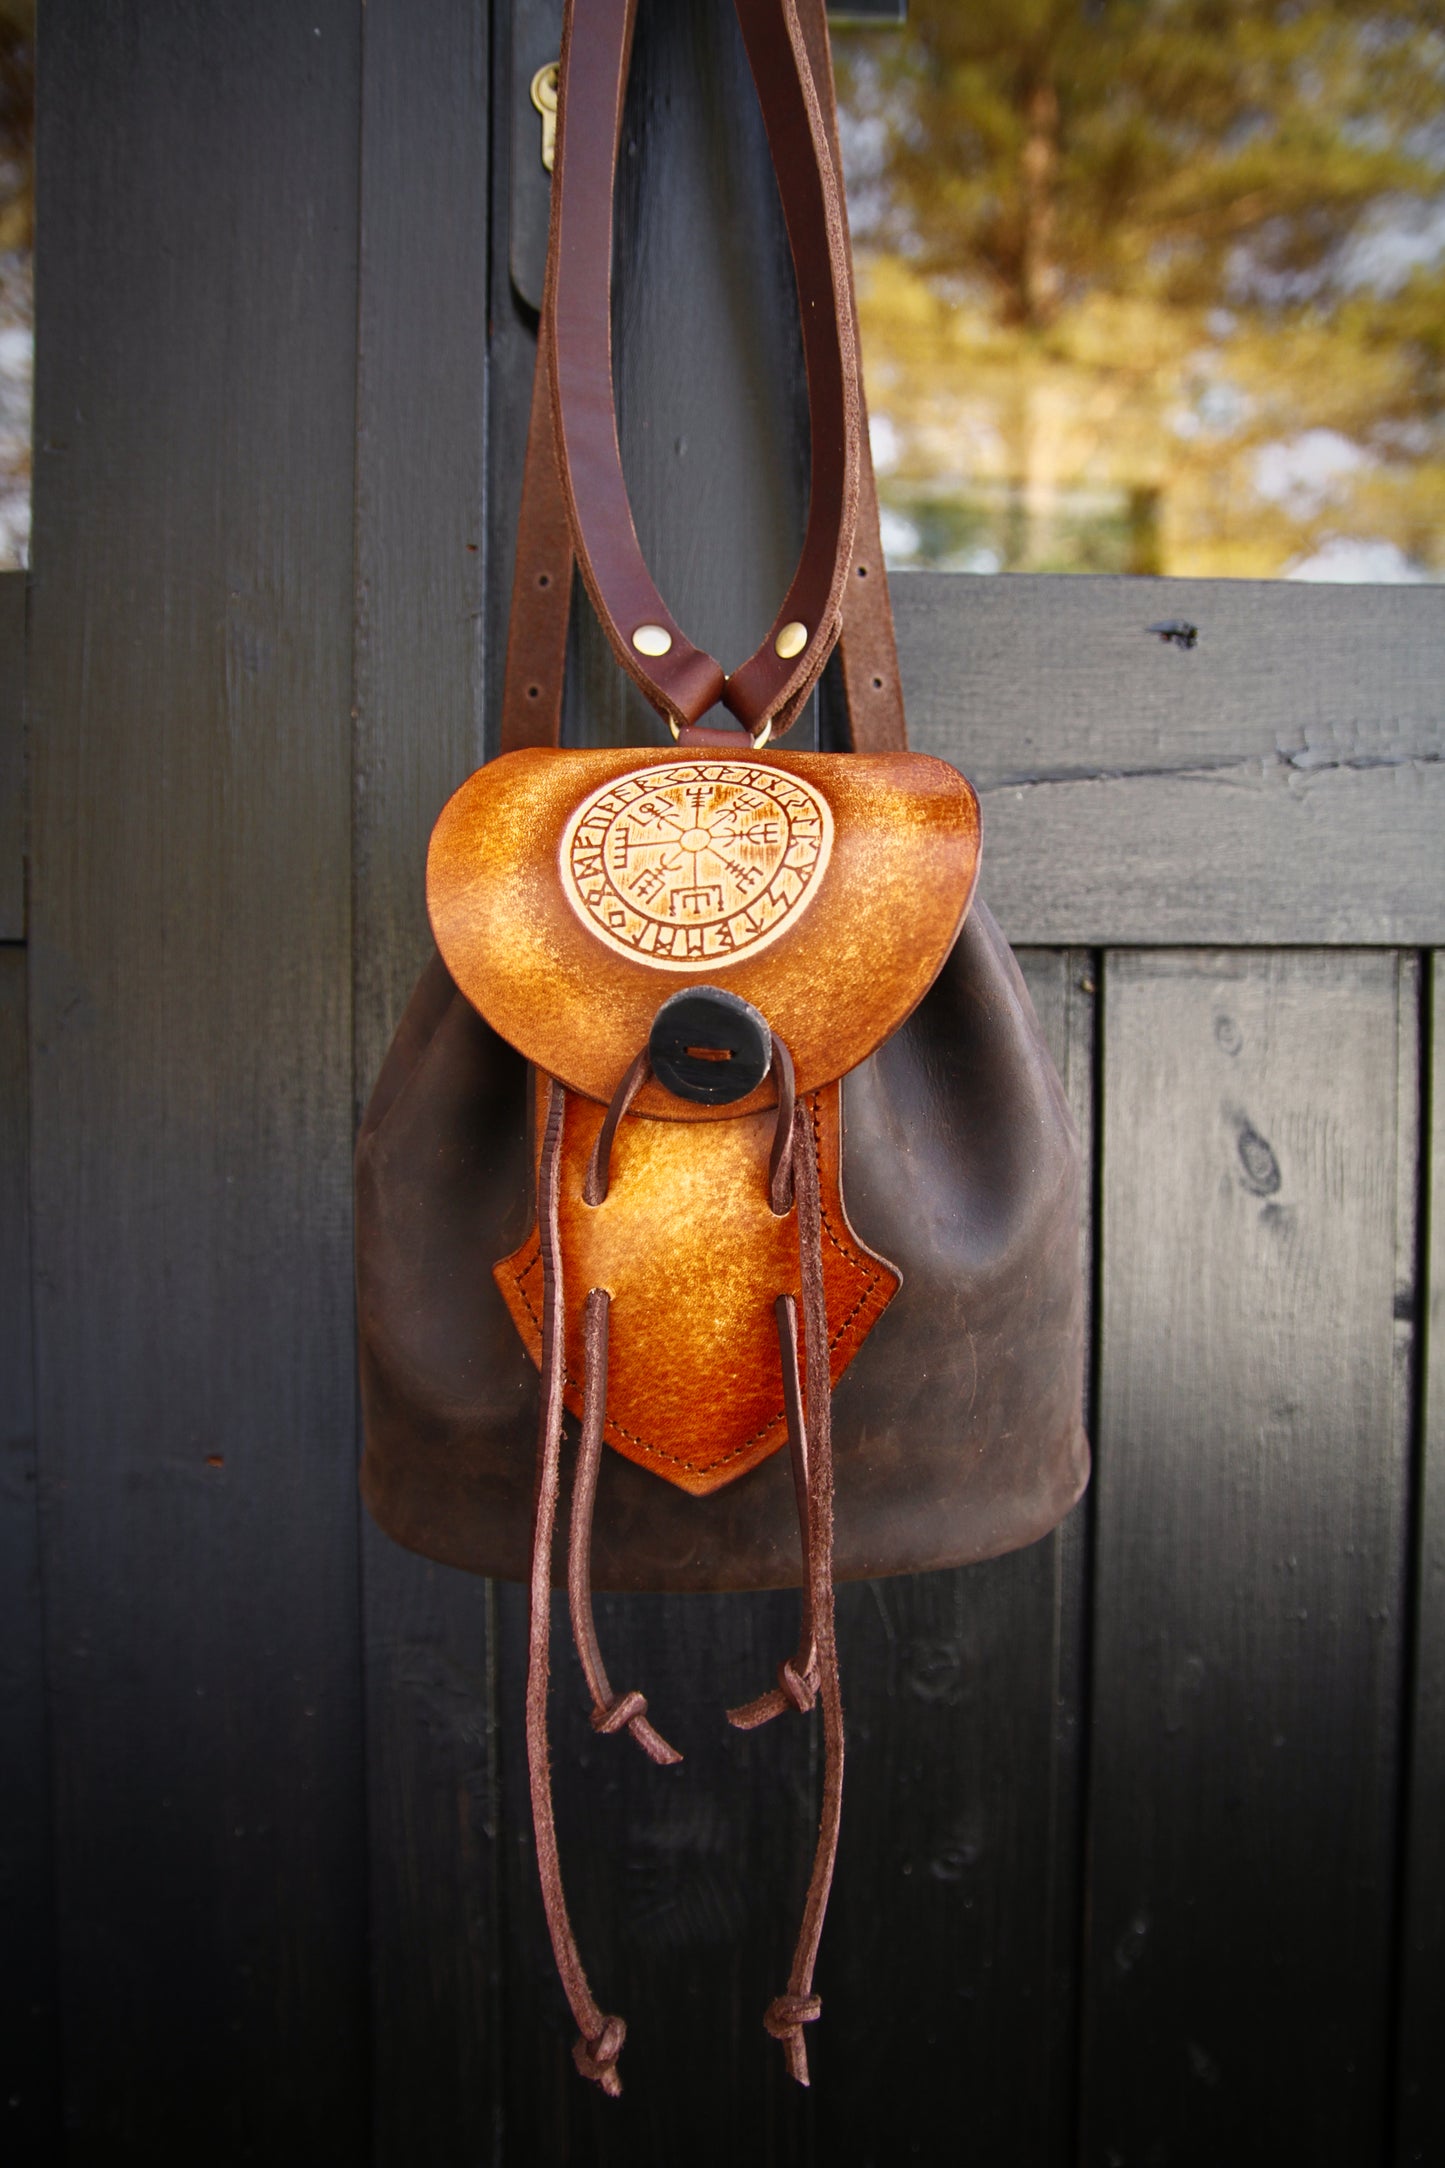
{"left": 511, "top": 1249, "right": 781, "bottom": 1470}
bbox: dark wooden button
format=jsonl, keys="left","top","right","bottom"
{"left": 648, "top": 986, "right": 772, "bottom": 1105}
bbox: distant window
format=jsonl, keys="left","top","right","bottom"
{"left": 0, "top": 1, "right": 32, "bottom": 570}
{"left": 835, "top": 2, "right": 1445, "bottom": 582}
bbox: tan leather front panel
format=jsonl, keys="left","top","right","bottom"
{"left": 495, "top": 1077, "right": 900, "bottom": 1496}
{"left": 429, "top": 746, "right": 980, "bottom": 1121}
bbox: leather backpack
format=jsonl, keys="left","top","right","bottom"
{"left": 355, "top": 0, "right": 1088, "bottom": 2099}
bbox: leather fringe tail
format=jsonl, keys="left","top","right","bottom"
{"left": 727, "top": 1102, "right": 844, "bottom": 2087}
{"left": 569, "top": 1288, "right": 682, "bottom": 1766}
{"left": 725, "top": 1293, "right": 818, "bottom": 1728}
{"left": 526, "top": 1078, "right": 629, "bottom": 2097}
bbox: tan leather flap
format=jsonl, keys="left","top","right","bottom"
{"left": 428, "top": 746, "right": 980, "bottom": 1119}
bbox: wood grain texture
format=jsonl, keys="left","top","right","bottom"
{"left": 27, "top": 4, "right": 367, "bottom": 2155}
{"left": 812, "top": 948, "right": 1093, "bottom": 2166}
{"left": 1395, "top": 950, "right": 1444, "bottom": 2168}
{"left": 362, "top": 1558, "right": 498, "bottom": 2166}
{"left": 1083, "top": 951, "right": 1418, "bottom": 2168}
{"left": 0, "top": 949, "right": 61, "bottom": 2159}
{"left": 0, "top": 574, "right": 25, "bottom": 939}
{"left": 893, "top": 573, "right": 1445, "bottom": 946}
{"left": 353, "top": 3, "right": 499, "bottom": 2159}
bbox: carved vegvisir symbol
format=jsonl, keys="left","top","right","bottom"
{"left": 560, "top": 761, "right": 834, "bottom": 969}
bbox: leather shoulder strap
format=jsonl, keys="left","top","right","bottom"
{"left": 545, "top": 0, "right": 858, "bottom": 742}
{"left": 500, "top": 0, "right": 906, "bottom": 758}
{"left": 499, "top": 316, "right": 574, "bottom": 755}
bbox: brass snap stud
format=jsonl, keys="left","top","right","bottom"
{"left": 632, "top": 623, "right": 673, "bottom": 658}
{"left": 775, "top": 620, "right": 808, "bottom": 660}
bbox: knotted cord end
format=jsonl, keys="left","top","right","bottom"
{"left": 727, "top": 1650, "right": 819, "bottom": 1730}
{"left": 726, "top": 1689, "right": 783, "bottom": 1731}
{"left": 590, "top": 1687, "right": 645, "bottom": 1733}
{"left": 573, "top": 2013, "right": 627, "bottom": 2095}
{"left": 590, "top": 1688, "right": 682, "bottom": 1766}
{"left": 764, "top": 1992, "right": 822, "bottom": 2087}
{"left": 778, "top": 1652, "right": 820, "bottom": 1711}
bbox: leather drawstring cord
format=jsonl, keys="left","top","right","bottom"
{"left": 527, "top": 1077, "right": 647, "bottom": 2098}
{"left": 767, "top": 1036, "right": 797, "bottom": 1214}
{"left": 530, "top": 1054, "right": 838, "bottom": 2094}
{"left": 726, "top": 1293, "right": 817, "bottom": 1728}
{"left": 569, "top": 1287, "right": 683, "bottom": 1767}
{"left": 584, "top": 1046, "right": 650, "bottom": 1206}
{"left": 587, "top": 1036, "right": 795, "bottom": 1213}
{"left": 726, "top": 1102, "right": 843, "bottom": 2087}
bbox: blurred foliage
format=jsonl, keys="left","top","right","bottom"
{"left": 0, "top": 0, "right": 31, "bottom": 251}
{"left": 835, "top": 0, "right": 1445, "bottom": 578}
{"left": 0, "top": 0, "right": 31, "bottom": 569}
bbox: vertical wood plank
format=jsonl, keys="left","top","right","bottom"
{"left": 0, "top": 949, "right": 62, "bottom": 2159}
{"left": 812, "top": 948, "right": 1093, "bottom": 2166}
{"left": 353, "top": 3, "right": 500, "bottom": 2161}
{"left": 1083, "top": 951, "right": 1417, "bottom": 2168}
{"left": 27, "top": 5, "right": 367, "bottom": 2155}
{"left": 0, "top": 573, "right": 25, "bottom": 937}
{"left": 1396, "top": 952, "right": 1443, "bottom": 2167}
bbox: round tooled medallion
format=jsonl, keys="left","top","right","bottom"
{"left": 560, "top": 760, "right": 833, "bottom": 969}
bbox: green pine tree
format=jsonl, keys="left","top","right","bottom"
{"left": 835, "top": 0, "right": 1445, "bottom": 577}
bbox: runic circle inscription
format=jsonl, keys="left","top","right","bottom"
{"left": 560, "top": 761, "right": 834, "bottom": 970}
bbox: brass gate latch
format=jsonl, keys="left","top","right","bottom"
{"left": 530, "top": 62, "right": 559, "bottom": 174}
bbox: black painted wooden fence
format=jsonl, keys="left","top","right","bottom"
{"left": 5, "top": 4, "right": 1442, "bottom": 2163}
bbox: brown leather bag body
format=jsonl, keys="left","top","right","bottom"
{"left": 356, "top": 0, "right": 1086, "bottom": 2099}
{"left": 359, "top": 900, "right": 1085, "bottom": 1591}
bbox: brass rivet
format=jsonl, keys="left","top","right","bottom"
{"left": 775, "top": 620, "right": 808, "bottom": 660}
{"left": 632, "top": 623, "right": 673, "bottom": 658}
